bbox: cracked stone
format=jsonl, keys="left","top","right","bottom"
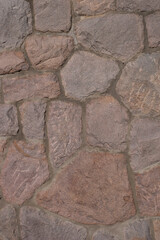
{"left": 146, "top": 13, "right": 160, "bottom": 48}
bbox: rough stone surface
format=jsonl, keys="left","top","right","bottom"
{"left": 0, "top": 205, "right": 19, "bottom": 240}
{"left": 33, "top": 0, "right": 71, "bottom": 32}
{"left": 20, "top": 206, "right": 87, "bottom": 240}
{"left": 25, "top": 35, "right": 74, "bottom": 70}
{"left": 0, "top": 104, "right": 18, "bottom": 136}
{"left": 116, "top": 0, "right": 160, "bottom": 12}
{"left": 0, "top": 51, "right": 29, "bottom": 75}
{"left": 75, "top": 14, "right": 144, "bottom": 62}
{"left": 86, "top": 96, "right": 129, "bottom": 152}
{"left": 19, "top": 100, "right": 46, "bottom": 140}
{"left": 2, "top": 72, "right": 60, "bottom": 103}
{"left": 92, "top": 231, "right": 119, "bottom": 240}
{"left": 0, "top": 141, "right": 49, "bottom": 204}
{"left": 0, "top": 0, "right": 32, "bottom": 50}
{"left": 135, "top": 165, "right": 160, "bottom": 216}
{"left": 116, "top": 52, "right": 160, "bottom": 117}
{"left": 61, "top": 51, "right": 119, "bottom": 100}
{"left": 37, "top": 151, "right": 135, "bottom": 225}
{"left": 129, "top": 118, "right": 160, "bottom": 172}
{"left": 47, "top": 101, "right": 82, "bottom": 168}
{"left": 153, "top": 219, "right": 160, "bottom": 240}
{"left": 146, "top": 13, "right": 160, "bottom": 48}
{"left": 73, "top": 0, "right": 115, "bottom": 15}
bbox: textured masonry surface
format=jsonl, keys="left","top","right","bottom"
{"left": 0, "top": 0, "right": 160, "bottom": 239}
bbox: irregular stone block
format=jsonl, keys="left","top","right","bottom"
{"left": 146, "top": 13, "right": 160, "bottom": 48}
{"left": 116, "top": 0, "right": 160, "bottom": 12}
{"left": 153, "top": 219, "right": 160, "bottom": 240}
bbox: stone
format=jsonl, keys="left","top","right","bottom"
{"left": 25, "top": 35, "right": 74, "bottom": 70}
{"left": 0, "top": 104, "right": 18, "bottom": 136}
{"left": 19, "top": 100, "right": 46, "bottom": 140}
{"left": 0, "top": 0, "right": 32, "bottom": 50}
{"left": 2, "top": 72, "right": 60, "bottom": 103}
{"left": 135, "top": 165, "right": 160, "bottom": 216}
{"left": 92, "top": 230, "right": 119, "bottom": 240}
{"left": 116, "top": 0, "right": 160, "bottom": 12}
{"left": 146, "top": 13, "right": 160, "bottom": 48}
{"left": 75, "top": 14, "right": 144, "bottom": 62}
{"left": 20, "top": 206, "right": 87, "bottom": 240}
{"left": 153, "top": 219, "right": 160, "bottom": 240}
{"left": 73, "top": 0, "right": 115, "bottom": 15}
{"left": 116, "top": 52, "right": 160, "bottom": 117}
{"left": 0, "top": 51, "right": 29, "bottom": 75}
{"left": 37, "top": 151, "right": 135, "bottom": 225}
{"left": 0, "top": 140, "right": 49, "bottom": 204}
{"left": 86, "top": 96, "right": 129, "bottom": 152}
{"left": 0, "top": 205, "right": 19, "bottom": 240}
{"left": 33, "top": 0, "right": 71, "bottom": 32}
{"left": 61, "top": 51, "right": 119, "bottom": 100}
{"left": 129, "top": 118, "right": 160, "bottom": 172}
{"left": 0, "top": 139, "right": 7, "bottom": 154}
{"left": 47, "top": 101, "right": 82, "bottom": 167}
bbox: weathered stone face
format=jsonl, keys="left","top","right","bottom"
{"left": 153, "top": 219, "right": 160, "bottom": 240}
{"left": 146, "top": 13, "right": 160, "bottom": 48}
{"left": 73, "top": 0, "right": 115, "bottom": 15}
{"left": 129, "top": 118, "right": 160, "bottom": 172}
{"left": 116, "top": 0, "right": 160, "bottom": 12}
{"left": 0, "top": 205, "right": 19, "bottom": 240}
{"left": 33, "top": 0, "right": 71, "bottom": 32}
{"left": 86, "top": 96, "right": 129, "bottom": 152}
{"left": 20, "top": 206, "right": 87, "bottom": 240}
{"left": 37, "top": 151, "right": 135, "bottom": 225}
{"left": 92, "top": 231, "right": 119, "bottom": 240}
{"left": 61, "top": 51, "right": 119, "bottom": 100}
{"left": 0, "top": 104, "right": 18, "bottom": 136}
{"left": 116, "top": 53, "right": 160, "bottom": 117}
{"left": 0, "top": 141, "right": 49, "bottom": 204}
{"left": 47, "top": 101, "right": 82, "bottom": 168}
{"left": 2, "top": 72, "right": 60, "bottom": 103}
{"left": 25, "top": 35, "right": 74, "bottom": 70}
{"left": 75, "top": 14, "right": 144, "bottom": 62}
{"left": 0, "top": 0, "right": 32, "bottom": 50}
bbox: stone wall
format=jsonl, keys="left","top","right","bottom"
{"left": 0, "top": 0, "right": 160, "bottom": 239}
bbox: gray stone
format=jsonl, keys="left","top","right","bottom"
{"left": 116, "top": 52, "right": 160, "bottom": 117}
{"left": 92, "top": 231, "right": 119, "bottom": 240}
{"left": 75, "top": 14, "right": 144, "bottom": 62}
{"left": 116, "top": 0, "right": 160, "bottom": 12}
{"left": 146, "top": 13, "right": 160, "bottom": 48}
{"left": 20, "top": 206, "right": 87, "bottom": 240}
{"left": 61, "top": 51, "right": 119, "bottom": 100}
{"left": 33, "top": 0, "right": 71, "bottom": 32}
{"left": 0, "top": 0, "right": 32, "bottom": 50}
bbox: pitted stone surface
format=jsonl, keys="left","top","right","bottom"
{"left": 0, "top": 0, "right": 32, "bottom": 50}
{"left": 116, "top": 0, "right": 160, "bottom": 12}
{"left": 25, "top": 35, "right": 74, "bottom": 70}
{"left": 33, "top": 0, "right": 71, "bottom": 32}
{"left": 61, "top": 51, "right": 119, "bottom": 100}
{"left": 0, "top": 104, "right": 18, "bottom": 136}
{"left": 0, "top": 205, "right": 19, "bottom": 240}
{"left": 0, "top": 51, "right": 29, "bottom": 75}
{"left": 146, "top": 13, "right": 160, "bottom": 48}
{"left": 0, "top": 141, "right": 49, "bottom": 204}
{"left": 73, "top": 0, "right": 115, "bottom": 15}
{"left": 2, "top": 72, "right": 60, "bottom": 103}
{"left": 116, "top": 52, "right": 160, "bottom": 117}
{"left": 153, "top": 219, "right": 160, "bottom": 240}
{"left": 76, "top": 14, "right": 144, "bottom": 62}
{"left": 37, "top": 151, "right": 135, "bottom": 225}
{"left": 135, "top": 165, "right": 160, "bottom": 216}
{"left": 47, "top": 101, "right": 82, "bottom": 168}
{"left": 86, "top": 96, "right": 129, "bottom": 152}
{"left": 20, "top": 206, "right": 87, "bottom": 240}
{"left": 129, "top": 118, "right": 160, "bottom": 172}
{"left": 19, "top": 100, "right": 46, "bottom": 140}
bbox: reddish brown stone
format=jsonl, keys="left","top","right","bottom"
{"left": 25, "top": 35, "right": 74, "bottom": 70}
{"left": 146, "top": 13, "right": 160, "bottom": 48}
{"left": 47, "top": 101, "right": 82, "bottom": 167}
{"left": 0, "top": 51, "right": 29, "bottom": 75}
{"left": 19, "top": 100, "right": 46, "bottom": 140}
{"left": 135, "top": 166, "right": 160, "bottom": 216}
{"left": 37, "top": 151, "right": 135, "bottom": 225}
{"left": 0, "top": 141, "right": 49, "bottom": 204}
{"left": 2, "top": 72, "right": 60, "bottom": 103}
{"left": 86, "top": 96, "right": 129, "bottom": 152}
{"left": 153, "top": 219, "right": 160, "bottom": 240}
{"left": 73, "top": 0, "right": 115, "bottom": 15}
